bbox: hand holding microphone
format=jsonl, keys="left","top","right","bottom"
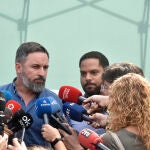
{"left": 59, "top": 124, "right": 84, "bottom": 150}
{"left": 7, "top": 138, "right": 27, "bottom": 150}
{"left": 35, "top": 97, "right": 72, "bottom": 135}
{"left": 42, "top": 124, "right": 67, "bottom": 150}
{"left": 0, "top": 133, "right": 8, "bottom": 150}
{"left": 89, "top": 113, "right": 108, "bottom": 128}
{"left": 58, "top": 85, "right": 100, "bottom": 116}
{"left": 63, "top": 102, "right": 94, "bottom": 123}
{"left": 84, "top": 95, "right": 109, "bottom": 107}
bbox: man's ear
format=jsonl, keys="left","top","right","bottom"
{"left": 15, "top": 62, "right": 22, "bottom": 74}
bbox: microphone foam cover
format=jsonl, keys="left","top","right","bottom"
{"left": 49, "top": 96, "right": 61, "bottom": 113}
{"left": 58, "top": 85, "right": 82, "bottom": 103}
{"left": 0, "top": 91, "right": 6, "bottom": 111}
{"left": 35, "top": 96, "right": 61, "bottom": 118}
{"left": 63, "top": 102, "right": 86, "bottom": 122}
{"left": 78, "top": 128, "right": 103, "bottom": 150}
{"left": 10, "top": 112, "right": 33, "bottom": 132}
{"left": 3, "top": 107, "right": 13, "bottom": 123}
{"left": 7, "top": 109, "right": 25, "bottom": 127}
{"left": 6, "top": 100, "right": 21, "bottom": 114}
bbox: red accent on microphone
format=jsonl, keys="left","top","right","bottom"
{"left": 6, "top": 100, "right": 21, "bottom": 114}
{"left": 78, "top": 128, "right": 103, "bottom": 150}
{"left": 58, "top": 85, "right": 83, "bottom": 103}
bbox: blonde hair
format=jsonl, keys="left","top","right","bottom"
{"left": 108, "top": 73, "right": 150, "bottom": 149}
{"left": 27, "top": 145, "right": 51, "bottom": 150}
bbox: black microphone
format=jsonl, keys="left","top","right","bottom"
{"left": 6, "top": 111, "right": 33, "bottom": 144}
{"left": 63, "top": 102, "right": 94, "bottom": 123}
{"left": 0, "top": 91, "right": 6, "bottom": 112}
{"left": 16, "top": 113, "right": 33, "bottom": 142}
{"left": 3, "top": 107, "right": 13, "bottom": 124}
{"left": 0, "top": 91, "right": 6, "bottom": 135}
{"left": 7, "top": 110, "right": 33, "bottom": 132}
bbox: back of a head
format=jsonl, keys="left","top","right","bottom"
{"left": 108, "top": 73, "right": 150, "bottom": 149}
{"left": 119, "top": 62, "right": 144, "bottom": 77}
{"left": 102, "top": 62, "right": 144, "bottom": 83}
{"left": 79, "top": 51, "right": 109, "bottom": 68}
{"left": 109, "top": 73, "right": 150, "bottom": 117}
{"left": 15, "top": 42, "right": 49, "bottom": 63}
{"left": 27, "top": 145, "right": 50, "bottom": 150}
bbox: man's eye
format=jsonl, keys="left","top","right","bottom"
{"left": 32, "top": 66, "right": 39, "bottom": 69}
{"left": 44, "top": 66, "right": 49, "bottom": 70}
{"left": 91, "top": 71, "right": 98, "bottom": 75}
{"left": 81, "top": 72, "right": 86, "bottom": 76}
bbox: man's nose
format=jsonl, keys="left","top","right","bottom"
{"left": 38, "top": 67, "right": 46, "bottom": 76}
{"left": 85, "top": 73, "right": 92, "bottom": 80}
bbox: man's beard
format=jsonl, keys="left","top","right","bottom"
{"left": 82, "top": 83, "right": 101, "bottom": 97}
{"left": 22, "top": 72, "right": 45, "bottom": 93}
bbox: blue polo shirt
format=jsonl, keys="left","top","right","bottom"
{"left": 0, "top": 78, "right": 63, "bottom": 147}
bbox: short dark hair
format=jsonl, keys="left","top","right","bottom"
{"left": 102, "top": 62, "right": 144, "bottom": 83}
{"left": 79, "top": 51, "right": 109, "bottom": 68}
{"left": 15, "top": 42, "right": 49, "bottom": 63}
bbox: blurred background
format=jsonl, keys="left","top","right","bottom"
{"left": 0, "top": 0, "right": 150, "bottom": 92}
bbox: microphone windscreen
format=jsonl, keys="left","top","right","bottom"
{"left": 58, "top": 85, "right": 83, "bottom": 103}
{"left": 0, "top": 91, "right": 6, "bottom": 112}
{"left": 49, "top": 97, "right": 61, "bottom": 113}
{"left": 63, "top": 102, "right": 86, "bottom": 122}
{"left": 1, "top": 90, "right": 12, "bottom": 101}
{"left": 78, "top": 128, "right": 103, "bottom": 150}
{"left": 35, "top": 96, "right": 61, "bottom": 118}
{"left": 3, "top": 107, "right": 13, "bottom": 123}
{"left": 7, "top": 109, "right": 25, "bottom": 127}
{"left": 10, "top": 112, "right": 33, "bottom": 132}
{"left": 6, "top": 100, "right": 21, "bottom": 114}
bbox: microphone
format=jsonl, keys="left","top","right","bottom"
{"left": 10, "top": 113, "right": 33, "bottom": 132}
{"left": 0, "top": 92, "right": 6, "bottom": 135}
{"left": 0, "top": 91, "right": 6, "bottom": 112}
{"left": 6, "top": 100, "right": 21, "bottom": 114}
{"left": 7, "top": 110, "right": 33, "bottom": 132}
{"left": 3, "top": 107, "right": 13, "bottom": 124}
{"left": 35, "top": 97, "right": 72, "bottom": 135}
{"left": 35, "top": 97, "right": 60, "bottom": 124}
{"left": 63, "top": 102, "right": 93, "bottom": 123}
{"left": 58, "top": 85, "right": 86, "bottom": 104}
{"left": 0, "top": 90, "right": 12, "bottom": 101}
{"left": 5, "top": 111, "right": 33, "bottom": 144}
{"left": 78, "top": 128, "right": 110, "bottom": 150}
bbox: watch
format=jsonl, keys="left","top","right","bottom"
{"left": 51, "top": 137, "right": 63, "bottom": 147}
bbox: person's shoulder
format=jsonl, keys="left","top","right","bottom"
{"left": 0, "top": 83, "right": 13, "bottom": 90}
{"left": 101, "top": 131, "right": 118, "bottom": 148}
{"left": 42, "top": 88, "right": 59, "bottom": 97}
{"left": 101, "top": 132, "right": 113, "bottom": 141}
{"left": 40, "top": 88, "right": 62, "bottom": 103}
